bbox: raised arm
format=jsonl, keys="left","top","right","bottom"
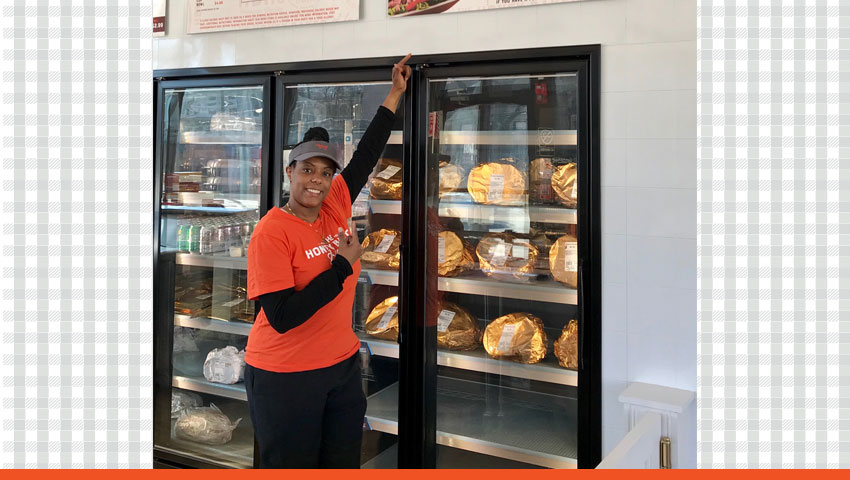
{"left": 340, "top": 54, "right": 412, "bottom": 203}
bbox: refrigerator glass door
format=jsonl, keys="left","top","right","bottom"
{"left": 282, "top": 81, "right": 405, "bottom": 468}
{"left": 422, "top": 73, "right": 581, "bottom": 468}
{"left": 157, "top": 85, "right": 264, "bottom": 468}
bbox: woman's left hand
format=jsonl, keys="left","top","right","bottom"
{"left": 392, "top": 53, "right": 412, "bottom": 92}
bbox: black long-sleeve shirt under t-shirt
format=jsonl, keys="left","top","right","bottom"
{"left": 259, "top": 106, "right": 395, "bottom": 335}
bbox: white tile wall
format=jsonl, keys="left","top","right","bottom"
{"left": 154, "top": 0, "right": 697, "bottom": 462}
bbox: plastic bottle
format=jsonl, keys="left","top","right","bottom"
{"left": 189, "top": 223, "right": 201, "bottom": 254}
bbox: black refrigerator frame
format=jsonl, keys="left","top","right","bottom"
{"left": 153, "top": 44, "right": 601, "bottom": 469}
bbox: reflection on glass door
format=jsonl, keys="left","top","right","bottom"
{"left": 157, "top": 85, "right": 264, "bottom": 468}
{"left": 425, "top": 73, "right": 580, "bottom": 468}
{"left": 281, "top": 81, "right": 405, "bottom": 468}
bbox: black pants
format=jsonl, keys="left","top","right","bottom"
{"left": 245, "top": 352, "right": 367, "bottom": 468}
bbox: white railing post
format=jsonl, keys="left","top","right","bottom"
{"left": 618, "top": 382, "right": 696, "bottom": 469}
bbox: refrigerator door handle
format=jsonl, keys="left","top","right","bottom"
{"left": 578, "top": 257, "right": 585, "bottom": 371}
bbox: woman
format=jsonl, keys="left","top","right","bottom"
{"left": 245, "top": 54, "right": 412, "bottom": 469}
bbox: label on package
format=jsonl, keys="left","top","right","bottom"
{"left": 376, "top": 306, "right": 397, "bottom": 331}
{"left": 564, "top": 242, "right": 578, "bottom": 272}
{"left": 488, "top": 174, "right": 505, "bottom": 202}
{"left": 436, "top": 310, "right": 456, "bottom": 332}
{"left": 376, "top": 165, "right": 401, "bottom": 180}
{"left": 221, "top": 298, "right": 243, "bottom": 308}
{"left": 497, "top": 324, "right": 518, "bottom": 354}
{"left": 438, "top": 236, "right": 446, "bottom": 264}
{"left": 374, "top": 234, "right": 396, "bottom": 253}
{"left": 512, "top": 243, "right": 529, "bottom": 259}
{"left": 490, "top": 242, "right": 508, "bottom": 266}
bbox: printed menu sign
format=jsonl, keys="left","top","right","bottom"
{"left": 153, "top": 0, "right": 166, "bottom": 37}
{"left": 188, "top": 0, "right": 360, "bottom": 34}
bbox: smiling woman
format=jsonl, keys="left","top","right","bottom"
{"left": 243, "top": 54, "right": 412, "bottom": 469}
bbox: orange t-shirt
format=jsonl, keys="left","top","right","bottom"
{"left": 245, "top": 175, "right": 361, "bottom": 373}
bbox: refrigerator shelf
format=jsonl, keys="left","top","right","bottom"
{"left": 438, "top": 130, "right": 577, "bottom": 146}
{"left": 368, "top": 198, "right": 578, "bottom": 225}
{"left": 172, "top": 375, "right": 247, "bottom": 402}
{"left": 162, "top": 205, "right": 257, "bottom": 214}
{"left": 174, "top": 314, "right": 252, "bottom": 336}
{"left": 439, "top": 201, "right": 577, "bottom": 225}
{"left": 358, "top": 333, "right": 578, "bottom": 387}
{"left": 365, "top": 378, "right": 578, "bottom": 469}
{"left": 175, "top": 252, "right": 248, "bottom": 270}
{"left": 179, "top": 130, "right": 262, "bottom": 145}
{"left": 360, "top": 269, "right": 577, "bottom": 305}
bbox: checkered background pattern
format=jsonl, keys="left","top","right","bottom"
{"left": 0, "top": 1, "right": 153, "bottom": 468}
{"left": 697, "top": 0, "right": 847, "bottom": 468}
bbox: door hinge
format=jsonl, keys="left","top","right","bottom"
{"left": 660, "top": 436, "right": 671, "bottom": 469}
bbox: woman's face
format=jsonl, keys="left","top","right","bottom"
{"left": 286, "top": 157, "right": 335, "bottom": 209}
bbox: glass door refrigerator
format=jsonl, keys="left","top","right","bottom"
{"left": 274, "top": 70, "right": 407, "bottom": 468}
{"left": 154, "top": 76, "right": 271, "bottom": 468}
{"left": 377, "top": 51, "right": 601, "bottom": 469}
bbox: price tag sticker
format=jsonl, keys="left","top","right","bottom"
{"left": 488, "top": 174, "right": 505, "bottom": 202}
{"left": 437, "top": 310, "right": 456, "bottom": 332}
{"left": 438, "top": 236, "right": 446, "bottom": 263}
{"left": 376, "top": 165, "right": 401, "bottom": 180}
{"left": 512, "top": 243, "right": 529, "bottom": 259}
{"left": 375, "top": 234, "right": 396, "bottom": 253}
{"left": 222, "top": 298, "right": 243, "bottom": 308}
{"left": 497, "top": 324, "right": 518, "bottom": 354}
{"left": 564, "top": 242, "right": 578, "bottom": 272}
{"left": 376, "top": 306, "right": 397, "bottom": 331}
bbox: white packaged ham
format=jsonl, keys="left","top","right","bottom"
{"left": 174, "top": 403, "right": 241, "bottom": 445}
{"left": 203, "top": 346, "right": 246, "bottom": 385}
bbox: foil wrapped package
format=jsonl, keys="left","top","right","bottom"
{"left": 171, "top": 390, "right": 202, "bottom": 419}
{"left": 551, "top": 162, "right": 578, "bottom": 208}
{"left": 466, "top": 161, "right": 527, "bottom": 205}
{"left": 369, "top": 158, "right": 403, "bottom": 200}
{"left": 436, "top": 301, "right": 481, "bottom": 351}
{"left": 549, "top": 234, "right": 578, "bottom": 288}
{"left": 529, "top": 158, "right": 556, "bottom": 203}
{"left": 483, "top": 313, "right": 548, "bottom": 364}
{"left": 439, "top": 162, "right": 465, "bottom": 199}
{"left": 360, "top": 229, "right": 401, "bottom": 270}
{"left": 365, "top": 296, "right": 399, "bottom": 341}
{"left": 438, "top": 230, "right": 475, "bottom": 277}
{"left": 174, "top": 403, "right": 241, "bottom": 446}
{"left": 475, "top": 232, "right": 539, "bottom": 282}
{"left": 203, "top": 346, "right": 246, "bottom": 385}
{"left": 554, "top": 319, "right": 579, "bottom": 370}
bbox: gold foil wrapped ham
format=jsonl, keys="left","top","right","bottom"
{"left": 475, "top": 232, "right": 539, "bottom": 282}
{"left": 554, "top": 319, "right": 579, "bottom": 370}
{"left": 529, "top": 158, "right": 556, "bottom": 204}
{"left": 436, "top": 301, "right": 480, "bottom": 351}
{"left": 370, "top": 158, "right": 403, "bottom": 200}
{"left": 549, "top": 234, "right": 578, "bottom": 288}
{"left": 360, "top": 229, "right": 401, "bottom": 270}
{"left": 365, "top": 296, "right": 399, "bottom": 341}
{"left": 439, "top": 162, "right": 465, "bottom": 199}
{"left": 482, "top": 313, "right": 548, "bottom": 364}
{"left": 466, "top": 162, "right": 527, "bottom": 205}
{"left": 552, "top": 162, "right": 578, "bottom": 208}
{"left": 438, "top": 230, "right": 474, "bottom": 277}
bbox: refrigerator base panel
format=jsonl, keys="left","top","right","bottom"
{"left": 361, "top": 443, "right": 547, "bottom": 469}
{"left": 365, "top": 378, "right": 577, "bottom": 469}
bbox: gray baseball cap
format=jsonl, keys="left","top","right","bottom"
{"left": 289, "top": 141, "right": 342, "bottom": 171}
